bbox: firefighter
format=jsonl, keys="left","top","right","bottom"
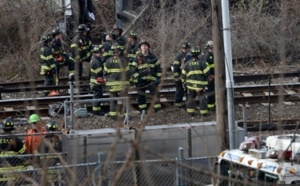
{"left": 0, "top": 117, "right": 26, "bottom": 185}
{"left": 125, "top": 30, "right": 140, "bottom": 65}
{"left": 172, "top": 42, "right": 192, "bottom": 108}
{"left": 90, "top": 45, "right": 106, "bottom": 116}
{"left": 51, "top": 27, "right": 75, "bottom": 82}
{"left": 111, "top": 24, "right": 126, "bottom": 53}
{"left": 204, "top": 40, "right": 215, "bottom": 111}
{"left": 104, "top": 43, "right": 129, "bottom": 120}
{"left": 25, "top": 114, "right": 46, "bottom": 154}
{"left": 40, "top": 34, "right": 57, "bottom": 96}
{"left": 181, "top": 47, "right": 209, "bottom": 116}
{"left": 102, "top": 33, "right": 113, "bottom": 63}
{"left": 37, "top": 121, "right": 62, "bottom": 185}
{"left": 132, "top": 40, "right": 162, "bottom": 113}
{"left": 70, "top": 24, "right": 93, "bottom": 79}
{"left": 125, "top": 31, "right": 140, "bottom": 86}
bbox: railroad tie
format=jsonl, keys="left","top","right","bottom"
{"left": 283, "top": 90, "right": 296, "bottom": 105}
{"left": 261, "top": 91, "right": 274, "bottom": 107}
{"left": 3, "top": 107, "right": 14, "bottom": 111}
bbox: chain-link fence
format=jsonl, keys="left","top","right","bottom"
{"left": 105, "top": 149, "right": 216, "bottom": 186}
{"left": 0, "top": 137, "right": 217, "bottom": 186}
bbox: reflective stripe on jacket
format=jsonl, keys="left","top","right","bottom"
{"left": 181, "top": 58, "right": 209, "bottom": 90}
{"left": 104, "top": 56, "right": 129, "bottom": 92}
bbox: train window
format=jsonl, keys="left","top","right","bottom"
{"left": 219, "top": 160, "right": 279, "bottom": 185}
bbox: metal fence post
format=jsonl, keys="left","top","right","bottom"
{"left": 98, "top": 153, "right": 104, "bottom": 185}
{"left": 69, "top": 79, "right": 75, "bottom": 133}
{"left": 176, "top": 147, "right": 184, "bottom": 186}
{"left": 242, "top": 106, "right": 247, "bottom": 139}
{"left": 64, "top": 101, "right": 68, "bottom": 131}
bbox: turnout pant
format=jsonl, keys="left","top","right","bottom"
{"left": 109, "top": 86, "right": 128, "bottom": 119}
{"left": 43, "top": 74, "right": 55, "bottom": 96}
{"left": 136, "top": 81, "right": 161, "bottom": 112}
{"left": 207, "top": 79, "right": 215, "bottom": 110}
{"left": 92, "top": 85, "right": 103, "bottom": 113}
{"left": 174, "top": 80, "right": 185, "bottom": 107}
{"left": 187, "top": 89, "right": 208, "bottom": 116}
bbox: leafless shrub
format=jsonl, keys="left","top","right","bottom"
{"left": 0, "top": 0, "right": 61, "bottom": 80}
{"left": 231, "top": 0, "right": 300, "bottom": 63}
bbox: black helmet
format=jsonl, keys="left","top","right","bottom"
{"left": 191, "top": 47, "right": 201, "bottom": 56}
{"left": 92, "top": 45, "right": 103, "bottom": 53}
{"left": 110, "top": 43, "right": 121, "bottom": 54}
{"left": 76, "top": 24, "right": 90, "bottom": 33}
{"left": 113, "top": 24, "right": 123, "bottom": 31}
{"left": 128, "top": 30, "right": 138, "bottom": 40}
{"left": 45, "top": 121, "right": 58, "bottom": 131}
{"left": 139, "top": 40, "right": 150, "bottom": 48}
{"left": 2, "top": 117, "right": 15, "bottom": 131}
{"left": 41, "top": 34, "right": 52, "bottom": 43}
{"left": 181, "top": 42, "right": 191, "bottom": 49}
{"left": 51, "top": 27, "right": 63, "bottom": 37}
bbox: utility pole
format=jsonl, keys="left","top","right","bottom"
{"left": 221, "top": 0, "right": 237, "bottom": 149}
{"left": 211, "top": 0, "right": 228, "bottom": 150}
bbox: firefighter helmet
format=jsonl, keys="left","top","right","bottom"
{"left": 92, "top": 45, "right": 103, "bottom": 53}
{"left": 191, "top": 47, "right": 201, "bottom": 56}
{"left": 139, "top": 40, "right": 150, "bottom": 48}
{"left": 128, "top": 30, "right": 138, "bottom": 40}
{"left": 2, "top": 117, "right": 15, "bottom": 130}
{"left": 181, "top": 42, "right": 191, "bottom": 49}
{"left": 113, "top": 24, "right": 123, "bottom": 31}
{"left": 76, "top": 24, "right": 90, "bottom": 33}
{"left": 51, "top": 27, "right": 63, "bottom": 37}
{"left": 205, "top": 40, "right": 213, "bottom": 49}
{"left": 111, "top": 43, "right": 121, "bottom": 54}
{"left": 45, "top": 121, "right": 58, "bottom": 131}
{"left": 29, "top": 114, "right": 40, "bottom": 123}
{"left": 41, "top": 34, "right": 52, "bottom": 43}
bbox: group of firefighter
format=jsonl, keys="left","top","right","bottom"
{"left": 40, "top": 23, "right": 215, "bottom": 118}
{"left": 0, "top": 115, "right": 62, "bottom": 185}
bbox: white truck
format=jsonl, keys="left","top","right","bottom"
{"left": 218, "top": 134, "right": 300, "bottom": 185}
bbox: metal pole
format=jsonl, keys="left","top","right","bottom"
{"left": 98, "top": 153, "right": 104, "bottom": 184}
{"left": 242, "top": 106, "right": 247, "bottom": 139}
{"left": 176, "top": 147, "right": 184, "bottom": 186}
{"left": 69, "top": 78, "right": 75, "bottom": 133}
{"left": 268, "top": 76, "right": 271, "bottom": 124}
{"left": 64, "top": 101, "right": 67, "bottom": 131}
{"left": 188, "top": 129, "right": 192, "bottom": 158}
{"left": 221, "top": 0, "right": 237, "bottom": 149}
{"left": 125, "top": 97, "right": 130, "bottom": 125}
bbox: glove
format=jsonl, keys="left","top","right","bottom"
{"left": 96, "top": 77, "right": 105, "bottom": 84}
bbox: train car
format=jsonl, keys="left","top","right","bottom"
{"left": 218, "top": 134, "right": 300, "bottom": 185}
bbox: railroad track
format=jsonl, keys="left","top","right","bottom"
{"left": 1, "top": 72, "right": 300, "bottom": 131}
{"left": 1, "top": 71, "right": 299, "bottom": 89}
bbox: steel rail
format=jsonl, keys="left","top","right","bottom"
{"left": 237, "top": 119, "right": 300, "bottom": 132}
{"left": 1, "top": 71, "right": 299, "bottom": 89}
{"left": 1, "top": 87, "right": 300, "bottom": 108}
{"left": 1, "top": 81, "right": 300, "bottom": 95}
